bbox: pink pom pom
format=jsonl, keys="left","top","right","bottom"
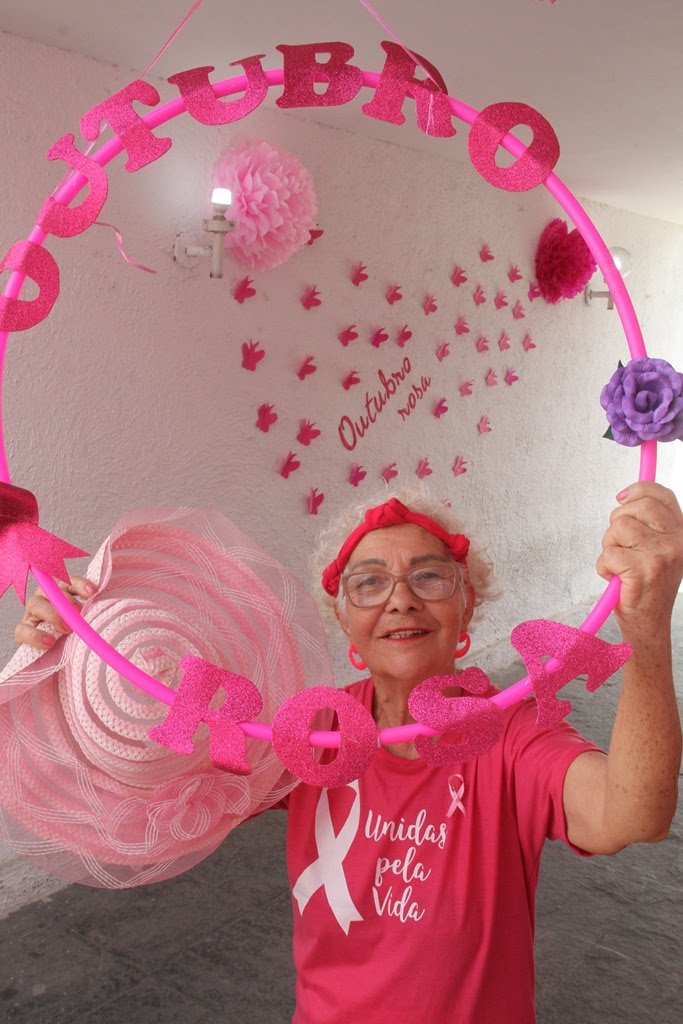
{"left": 535, "top": 218, "right": 597, "bottom": 304}
{"left": 213, "top": 141, "right": 317, "bottom": 271}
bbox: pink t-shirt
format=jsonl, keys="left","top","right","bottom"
{"left": 284, "top": 679, "right": 600, "bottom": 1024}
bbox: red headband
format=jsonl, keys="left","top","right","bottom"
{"left": 321, "top": 498, "right": 470, "bottom": 597}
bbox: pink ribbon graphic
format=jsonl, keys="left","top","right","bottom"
{"left": 446, "top": 773, "right": 466, "bottom": 818}
{"left": 292, "top": 780, "right": 364, "bottom": 934}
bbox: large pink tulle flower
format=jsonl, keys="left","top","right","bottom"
{"left": 534, "top": 218, "right": 597, "bottom": 304}
{"left": 213, "top": 141, "right": 318, "bottom": 271}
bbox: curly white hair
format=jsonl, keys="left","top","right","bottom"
{"left": 310, "top": 485, "right": 496, "bottom": 632}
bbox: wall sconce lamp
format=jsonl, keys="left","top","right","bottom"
{"left": 173, "top": 188, "right": 235, "bottom": 278}
{"left": 584, "top": 247, "right": 633, "bottom": 309}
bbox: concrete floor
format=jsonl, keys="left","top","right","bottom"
{"left": 1, "top": 601, "right": 681, "bottom": 1023}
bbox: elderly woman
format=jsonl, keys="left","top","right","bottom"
{"left": 14, "top": 481, "right": 683, "bottom": 1023}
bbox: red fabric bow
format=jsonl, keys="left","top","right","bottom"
{"left": 0, "top": 482, "right": 87, "bottom": 602}
{"left": 321, "top": 498, "right": 469, "bottom": 596}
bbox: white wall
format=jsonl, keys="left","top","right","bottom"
{"left": 0, "top": 31, "right": 681, "bottom": 912}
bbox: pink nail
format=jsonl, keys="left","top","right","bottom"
{"left": 85, "top": 581, "right": 97, "bottom": 594}
{"left": 41, "top": 634, "right": 57, "bottom": 647}
{"left": 616, "top": 488, "right": 630, "bottom": 501}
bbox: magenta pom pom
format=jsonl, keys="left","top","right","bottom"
{"left": 534, "top": 218, "right": 597, "bottom": 304}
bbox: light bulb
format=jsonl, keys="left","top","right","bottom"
{"left": 608, "top": 247, "right": 632, "bottom": 278}
{"left": 211, "top": 187, "right": 232, "bottom": 209}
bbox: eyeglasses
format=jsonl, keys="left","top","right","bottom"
{"left": 342, "top": 563, "right": 460, "bottom": 608}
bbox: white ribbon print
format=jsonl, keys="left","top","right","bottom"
{"left": 292, "top": 780, "right": 364, "bottom": 935}
{"left": 446, "top": 773, "right": 466, "bottom": 818}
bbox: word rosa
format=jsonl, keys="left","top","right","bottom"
{"left": 150, "top": 621, "right": 632, "bottom": 788}
{"left": 0, "top": 40, "right": 561, "bottom": 335}
{"left": 397, "top": 374, "right": 431, "bottom": 420}
{"left": 338, "top": 358, "right": 411, "bottom": 451}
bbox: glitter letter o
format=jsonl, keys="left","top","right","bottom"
{"left": 0, "top": 241, "right": 60, "bottom": 333}
{"left": 272, "top": 686, "right": 376, "bottom": 787}
{"left": 467, "top": 102, "right": 560, "bottom": 192}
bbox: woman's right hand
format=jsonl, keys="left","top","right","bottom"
{"left": 14, "top": 576, "right": 97, "bottom": 650}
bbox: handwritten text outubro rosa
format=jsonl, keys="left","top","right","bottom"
{"left": 0, "top": 40, "right": 561, "bottom": 336}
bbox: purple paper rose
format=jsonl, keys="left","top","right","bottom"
{"left": 600, "top": 358, "right": 683, "bottom": 446}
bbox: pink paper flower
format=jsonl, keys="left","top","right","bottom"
{"left": 296, "top": 356, "right": 317, "bottom": 380}
{"left": 351, "top": 262, "right": 368, "bottom": 286}
{"left": 380, "top": 463, "right": 398, "bottom": 484}
{"left": 349, "top": 464, "right": 367, "bottom": 487}
{"left": 297, "top": 420, "right": 321, "bottom": 446}
{"left": 301, "top": 285, "right": 321, "bottom": 309}
{"left": 233, "top": 276, "right": 256, "bottom": 303}
{"left": 213, "top": 141, "right": 318, "bottom": 272}
{"left": 452, "top": 456, "right": 468, "bottom": 476}
{"left": 280, "top": 452, "right": 301, "bottom": 479}
{"left": 338, "top": 325, "right": 359, "bottom": 346}
{"left": 241, "top": 340, "right": 265, "bottom": 371}
{"left": 535, "top": 218, "right": 597, "bottom": 304}
{"left": 396, "top": 324, "right": 412, "bottom": 347}
{"left": 256, "top": 403, "right": 277, "bottom": 432}
{"left": 308, "top": 488, "right": 325, "bottom": 515}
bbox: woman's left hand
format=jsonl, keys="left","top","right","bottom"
{"left": 596, "top": 481, "right": 683, "bottom": 642}
{"left": 564, "top": 480, "right": 682, "bottom": 854}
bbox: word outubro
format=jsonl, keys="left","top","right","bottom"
{"left": 0, "top": 39, "right": 561, "bottom": 336}
{"left": 338, "top": 358, "right": 412, "bottom": 451}
{"left": 149, "top": 619, "right": 631, "bottom": 789}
